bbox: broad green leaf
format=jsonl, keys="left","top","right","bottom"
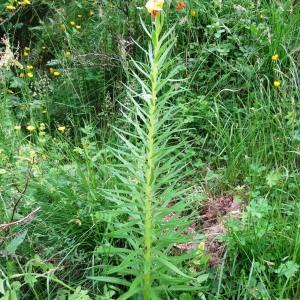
{"left": 6, "top": 230, "right": 27, "bottom": 255}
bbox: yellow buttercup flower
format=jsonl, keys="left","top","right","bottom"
{"left": 60, "top": 23, "right": 66, "bottom": 29}
{"left": 58, "top": 126, "right": 66, "bottom": 133}
{"left": 64, "top": 51, "right": 72, "bottom": 57}
{"left": 6, "top": 5, "right": 16, "bottom": 11}
{"left": 272, "top": 54, "right": 279, "bottom": 61}
{"left": 77, "top": 14, "right": 82, "bottom": 18}
{"left": 26, "top": 125, "right": 36, "bottom": 132}
{"left": 146, "top": 0, "right": 164, "bottom": 16}
{"left": 26, "top": 65, "right": 34, "bottom": 70}
{"left": 70, "top": 21, "right": 75, "bottom": 26}
{"left": 274, "top": 80, "right": 281, "bottom": 88}
{"left": 88, "top": 10, "right": 94, "bottom": 16}
{"left": 24, "top": 47, "right": 30, "bottom": 51}
{"left": 191, "top": 10, "right": 196, "bottom": 17}
{"left": 75, "top": 25, "right": 81, "bottom": 29}
{"left": 19, "top": 0, "right": 31, "bottom": 5}
{"left": 14, "top": 125, "right": 21, "bottom": 131}
{"left": 23, "top": 51, "right": 29, "bottom": 57}
{"left": 27, "top": 72, "right": 33, "bottom": 78}
{"left": 53, "top": 71, "right": 61, "bottom": 77}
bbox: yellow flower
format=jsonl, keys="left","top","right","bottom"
{"left": 29, "top": 150, "right": 36, "bottom": 158}
{"left": 60, "top": 23, "right": 66, "bottom": 29}
{"left": 42, "top": 109, "right": 47, "bottom": 114}
{"left": 27, "top": 72, "right": 33, "bottom": 78}
{"left": 70, "top": 21, "right": 75, "bottom": 26}
{"left": 145, "top": 0, "right": 164, "bottom": 16}
{"left": 39, "top": 123, "right": 46, "bottom": 131}
{"left": 42, "top": 46, "right": 46, "bottom": 50}
{"left": 75, "top": 25, "right": 81, "bottom": 29}
{"left": 191, "top": 9, "right": 196, "bottom": 17}
{"left": 6, "top": 5, "right": 16, "bottom": 11}
{"left": 53, "top": 71, "right": 61, "bottom": 77}
{"left": 274, "top": 80, "right": 281, "bottom": 88}
{"left": 19, "top": 0, "right": 31, "bottom": 5}
{"left": 23, "top": 51, "right": 29, "bottom": 57}
{"left": 64, "top": 51, "right": 72, "bottom": 57}
{"left": 49, "top": 67, "right": 54, "bottom": 74}
{"left": 14, "top": 125, "right": 21, "bottom": 131}
{"left": 77, "top": 14, "right": 82, "bottom": 18}
{"left": 19, "top": 73, "right": 25, "bottom": 78}
{"left": 26, "top": 125, "right": 36, "bottom": 132}
{"left": 272, "top": 54, "right": 279, "bottom": 61}
{"left": 58, "top": 126, "right": 66, "bottom": 133}
{"left": 26, "top": 65, "right": 34, "bottom": 70}
{"left": 88, "top": 10, "right": 94, "bottom": 16}
{"left": 24, "top": 47, "right": 30, "bottom": 51}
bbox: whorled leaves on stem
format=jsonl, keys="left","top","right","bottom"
{"left": 92, "top": 14, "right": 202, "bottom": 299}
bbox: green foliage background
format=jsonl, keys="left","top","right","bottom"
{"left": 0, "top": 0, "right": 299, "bottom": 299}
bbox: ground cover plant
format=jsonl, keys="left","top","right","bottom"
{"left": 0, "top": 0, "right": 299, "bottom": 299}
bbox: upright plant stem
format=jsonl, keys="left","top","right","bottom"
{"left": 143, "top": 16, "right": 160, "bottom": 300}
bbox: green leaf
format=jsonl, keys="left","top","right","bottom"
{"left": 266, "top": 170, "right": 282, "bottom": 187}
{"left": 276, "top": 261, "right": 299, "bottom": 279}
{"left": 6, "top": 230, "right": 27, "bottom": 255}
{"left": 156, "top": 255, "right": 192, "bottom": 279}
{"left": 179, "top": 293, "right": 193, "bottom": 300}
{"left": 87, "top": 276, "right": 131, "bottom": 287}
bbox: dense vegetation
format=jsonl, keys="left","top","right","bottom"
{"left": 0, "top": 0, "right": 299, "bottom": 299}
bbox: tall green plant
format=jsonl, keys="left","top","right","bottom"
{"left": 91, "top": 7, "right": 202, "bottom": 300}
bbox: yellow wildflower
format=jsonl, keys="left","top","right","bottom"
{"left": 272, "top": 54, "right": 279, "bottom": 61}
{"left": 191, "top": 10, "right": 196, "bottom": 17}
{"left": 145, "top": 0, "right": 164, "bottom": 16}
{"left": 6, "top": 5, "right": 16, "bottom": 11}
{"left": 29, "top": 150, "right": 36, "bottom": 158}
{"left": 26, "top": 65, "right": 34, "bottom": 70}
{"left": 75, "top": 25, "right": 81, "bottom": 29}
{"left": 70, "top": 21, "right": 75, "bottom": 26}
{"left": 49, "top": 67, "right": 54, "bottom": 74}
{"left": 64, "top": 51, "right": 72, "bottom": 57}
{"left": 24, "top": 47, "right": 30, "bottom": 51}
{"left": 19, "top": 73, "right": 25, "bottom": 78}
{"left": 77, "top": 14, "right": 82, "bottom": 18}
{"left": 42, "top": 46, "right": 46, "bottom": 50}
{"left": 88, "top": 10, "right": 94, "bottom": 16}
{"left": 60, "top": 23, "right": 66, "bottom": 29}
{"left": 26, "top": 125, "right": 35, "bottom": 132}
{"left": 23, "top": 51, "right": 29, "bottom": 57}
{"left": 14, "top": 125, "right": 21, "bottom": 131}
{"left": 53, "top": 71, "right": 61, "bottom": 77}
{"left": 58, "top": 126, "right": 66, "bottom": 133}
{"left": 274, "top": 80, "right": 281, "bottom": 88}
{"left": 27, "top": 72, "right": 33, "bottom": 78}
{"left": 19, "top": 0, "right": 31, "bottom": 5}
{"left": 39, "top": 123, "right": 46, "bottom": 131}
